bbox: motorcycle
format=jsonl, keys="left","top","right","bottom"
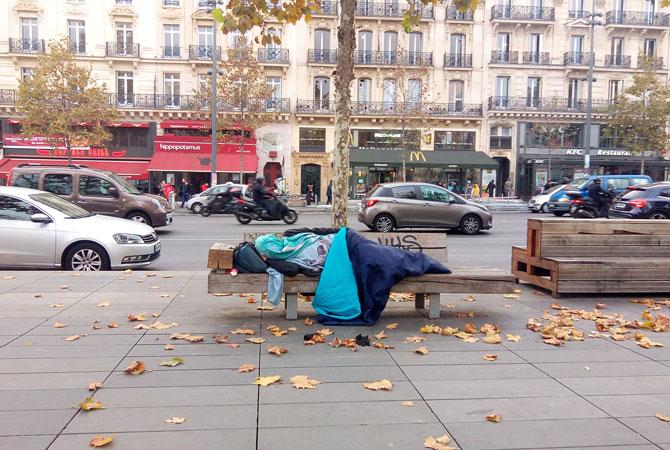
{"left": 200, "top": 187, "right": 243, "bottom": 217}
{"left": 233, "top": 195, "right": 298, "bottom": 225}
{"left": 566, "top": 189, "right": 616, "bottom": 219}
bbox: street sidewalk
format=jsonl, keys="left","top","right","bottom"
{"left": 1, "top": 270, "right": 668, "bottom": 449}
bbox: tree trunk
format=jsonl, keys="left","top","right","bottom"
{"left": 66, "top": 138, "right": 71, "bottom": 164}
{"left": 641, "top": 156, "right": 645, "bottom": 175}
{"left": 331, "top": 0, "right": 356, "bottom": 228}
{"left": 401, "top": 119, "right": 407, "bottom": 182}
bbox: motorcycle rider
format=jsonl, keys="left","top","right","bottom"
{"left": 588, "top": 178, "right": 609, "bottom": 217}
{"left": 252, "top": 176, "right": 275, "bottom": 217}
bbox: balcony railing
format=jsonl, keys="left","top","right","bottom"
{"left": 257, "top": 48, "right": 290, "bottom": 64}
{"left": 639, "top": 55, "right": 664, "bottom": 69}
{"left": 107, "top": 93, "right": 290, "bottom": 112}
{"left": 563, "top": 51, "right": 592, "bottom": 66}
{"left": 0, "top": 89, "right": 17, "bottom": 105}
{"left": 355, "top": 1, "right": 433, "bottom": 18}
{"left": 308, "top": 49, "right": 338, "bottom": 64}
{"left": 488, "top": 96, "right": 610, "bottom": 113}
{"left": 568, "top": 9, "right": 589, "bottom": 18}
{"left": 522, "top": 51, "right": 550, "bottom": 64}
{"left": 69, "top": 41, "right": 86, "bottom": 54}
{"left": 491, "top": 50, "right": 518, "bottom": 64}
{"left": 353, "top": 51, "right": 433, "bottom": 66}
{"left": 9, "top": 38, "right": 45, "bottom": 53}
{"left": 446, "top": 6, "right": 474, "bottom": 20}
{"left": 297, "top": 99, "right": 482, "bottom": 117}
{"left": 162, "top": 46, "right": 182, "bottom": 58}
{"left": 491, "top": 5, "right": 555, "bottom": 21}
{"left": 315, "top": 0, "right": 338, "bottom": 15}
{"left": 188, "top": 45, "right": 221, "bottom": 60}
{"left": 604, "top": 54, "right": 631, "bottom": 68}
{"left": 444, "top": 53, "right": 472, "bottom": 68}
{"left": 605, "top": 10, "right": 670, "bottom": 26}
{"left": 105, "top": 42, "right": 140, "bottom": 57}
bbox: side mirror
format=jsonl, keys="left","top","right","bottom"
{"left": 30, "top": 213, "right": 52, "bottom": 224}
{"left": 108, "top": 186, "right": 119, "bottom": 197}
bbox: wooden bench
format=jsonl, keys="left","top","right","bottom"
{"left": 208, "top": 231, "right": 515, "bottom": 319}
{"left": 512, "top": 218, "right": 670, "bottom": 298}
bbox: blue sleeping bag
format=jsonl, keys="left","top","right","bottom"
{"left": 312, "top": 228, "right": 361, "bottom": 320}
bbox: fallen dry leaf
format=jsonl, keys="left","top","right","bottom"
{"left": 231, "top": 328, "right": 255, "bottom": 335}
{"left": 97, "top": 302, "right": 110, "bottom": 308}
{"left": 423, "top": 434, "right": 453, "bottom": 450}
{"left": 50, "top": 303, "right": 65, "bottom": 308}
{"left": 401, "top": 401, "right": 414, "bottom": 407}
{"left": 483, "top": 354, "right": 498, "bottom": 361}
{"left": 373, "top": 341, "right": 393, "bottom": 349}
{"left": 503, "top": 293, "right": 520, "bottom": 300}
{"left": 65, "top": 335, "right": 80, "bottom": 342}
{"left": 160, "top": 357, "right": 184, "bottom": 367}
{"left": 483, "top": 333, "right": 503, "bottom": 344}
{"left": 127, "top": 313, "right": 146, "bottom": 322}
{"left": 124, "top": 360, "right": 146, "bottom": 375}
{"left": 33, "top": 293, "right": 42, "bottom": 298}
{"left": 79, "top": 397, "right": 105, "bottom": 411}
{"left": 415, "top": 347, "right": 429, "bottom": 355}
{"left": 161, "top": 274, "right": 175, "bottom": 279}
{"left": 420, "top": 324, "right": 441, "bottom": 334}
{"left": 463, "top": 295, "right": 477, "bottom": 302}
{"left": 89, "top": 435, "right": 114, "bottom": 448}
{"left": 60, "top": 285, "right": 69, "bottom": 289}
{"left": 123, "top": 269, "right": 133, "bottom": 274}
{"left": 212, "top": 292, "right": 231, "bottom": 297}
{"left": 364, "top": 379, "right": 393, "bottom": 391}
{"left": 268, "top": 346, "right": 288, "bottom": 356}
{"left": 543, "top": 337, "right": 564, "bottom": 347}
{"left": 213, "top": 335, "right": 229, "bottom": 344}
{"left": 304, "top": 318, "right": 314, "bottom": 326}
{"left": 238, "top": 364, "right": 256, "bottom": 373}
{"left": 656, "top": 413, "right": 670, "bottom": 422}
{"left": 3, "top": 275, "right": 15, "bottom": 280}
{"left": 226, "top": 343, "right": 240, "bottom": 349}
{"left": 159, "top": 293, "right": 170, "bottom": 298}
{"left": 134, "top": 324, "right": 150, "bottom": 330}
{"left": 595, "top": 302, "right": 607, "bottom": 310}
{"left": 165, "top": 417, "right": 185, "bottom": 424}
{"left": 246, "top": 337, "right": 266, "bottom": 344}
{"left": 287, "top": 327, "right": 298, "bottom": 332}
{"left": 637, "top": 336, "right": 664, "bottom": 349}
{"left": 256, "top": 305, "right": 274, "bottom": 311}
{"left": 405, "top": 336, "right": 426, "bottom": 343}
{"left": 551, "top": 302, "right": 568, "bottom": 310}
{"left": 386, "top": 323, "right": 399, "bottom": 330}
{"left": 164, "top": 344, "right": 176, "bottom": 351}
{"left": 374, "top": 330, "right": 387, "bottom": 340}
{"left": 506, "top": 334, "right": 522, "bottom": 342}
{"left": 253, "top": 375, "right": 281, "bottom": 386}
{"left": 53, "top": 322, "right": 67, "bottom": 328}
{"left": 150, "top": 321, "right": 179, "bottom": 330}
{"left": 316, "top": 328, "right": 333, "bottom": 336}
{"left": 440, "top": 327, "right": 459, "bottom": 336}
{"left": 107, "top": 321, "right": 119, "bottom": 329}
{"left": 485, "top": 413, "right": 502, "bottom": 423}
{"left": 463, "top": 323, "right": 477, "bottom": 334}
{"left": 290, "top": 375, "right": 321, "bottom": 389}
{"left": 87, "top": 382, "right": 102, "bottom": 391}
{"left": 170, "top": 333, "right": 204, "bottom": 343}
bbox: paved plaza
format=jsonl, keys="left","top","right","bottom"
{"left": 1, "top": 270, "right": 669, "bottom": 449}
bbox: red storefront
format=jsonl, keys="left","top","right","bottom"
{"left": 148, "top": 120, "right": 258, "bottom": 189}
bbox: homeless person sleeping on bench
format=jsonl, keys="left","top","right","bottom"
{"left": 233, "top": 227, "right": 450, "bottom": 326}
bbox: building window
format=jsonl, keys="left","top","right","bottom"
{"left": 314, "top": 76, "right": 330, "bottom": 109}
{"left": 299, "top": 128, "right": 326, "bottom": 152}
{"left": 434, "top": 131, "right": 475, "bottom": 151}
{"left": 408, "top": 79, "right": 422, "bottom": 105}
{"left": 644, "top": 38, "right": 656, "bottom": 57}
{"left": 384, "top": 31, "right": 398, "bottom": 63}
{"left": 608, "top": 80, "right": 622, "bottom": 103}
{"left": 20, "top": 17, "right": 38, "bottom": 50}
{"left": 115, "top": 0, "right": 132, "bottom": 3}
{"left": 110, "top": 127, "right": 149, "bottom": 149}
{"left": 116, "top": 71, "right": 134, "bottom": 106}
{"left": 357, "top": 78, "right": 372, "bottom": 103}
{"left": 490, "top": 126, "right": 512, "bottom": 149}
{"left": 448, "top": 80, "right": 463, "bottom": 110}
{"left": 231, "top": 31, "right": 247, "bottom": 48}
{"left": 20, "top": 67, "right": 33, "bottom": 82}
{"left": 383, "top": 79, "right": 397, "bottom": 107}
{"left": 314, "top": 28, "right": 330, "bottom": 50}
{"left": 527, "top": 77, "right": 541, "bottom": 107}
{"left": 164, "top": 73, "right": 181, "bottom": 107}
{"left": 115, "top": 22, "right": 133, "bottom": 54}
{"left": 352, "top": 129, "right": 420, "bottom": 151}
{"left": 567, "top": 78, "right": 579, "bottom": 108}
{"left": 266, "top": 76, "right": 281, "bottom": 98}
{"left": 163, "top": 0, "right": 180, "bottom": 5}
{"left": 67, "top": 20, "right": 86, "bottom": 54}
{"left": 197, "top": 73, "right": 208, "bottom": 91}
{"left": 163, "top": 24, "right": 180, "bottom": 57}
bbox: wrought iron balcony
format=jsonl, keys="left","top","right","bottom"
{"left": 604, "top": 54, "right": 631, "bottom": 68}
{"left": 491, "top": 5, "right": 555, "bottom": 21}
{"left": 488, "top": 96, "right": 610, "bottom": 113}
{"left": 0, "top": 89, "right": 17, "bottom": 105}
{"left": 105, "top": 42, "right": 140, "bottom": 57}
{"left": 568, "top": 9, "right": 589, "bottom": 18}
{"left": 444, "top": 53, "right": 472, "bottom": 68}
{"left": 522, "top": 51, "right": 550, "bottom": 64}
{"left": 162, "top": 46, "right": 182, "bottom": 58}
{"left": 605, "top": 10, "right": 670, "bottom": 26}
{"left": 315, "top": 0, "right": 338, "bottom": 15}
{"left": 188, "top": 45, "right": 221, "bottom": 60}
{"left": 9, "top": 38, "right": 45, "bottom": 53}
{"left": 257, "top": 48, "right": 290, "bottom": 64}
{"left": 446, "top": 6, "right": 474, "bottom": 20}
{"left": 355, "top": 1, "right": 433, "bottom": 18}
{"left": 639, "top": 55, "right": 664, "bottom": 69}
{"left": 353, "top": 51, "right": 433, "bottom": 66}
{"left": 297, "top": 99, "right": 482, "bottom": 117}
{"left": 107, "top": 93, "right": 290, "bottom": 113}
{"left": 563, "top": 51, "right": 592, "bottom": 66}
{"left": 308, "top": 49, "right": 338, "bottom": 64}
{"left": 491, "top": 50, "right": 518, "bottom": 64}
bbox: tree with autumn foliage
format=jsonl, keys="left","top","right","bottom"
{"left": 16, "top": 39, "right": 120, "bottom": 163}
{"left": 210, "top": 0, "right": 479, "bottom": 227}
{"left": 606, "top": 61, "right": 670, "bottom": 174}
{"left": 193, "top": 45, "right": 274, "bottom": 181}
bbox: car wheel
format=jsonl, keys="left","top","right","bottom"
{"left": 552, "top": 212, "right": 565, "bottom": 217}
{"left": 459, "top": 214, "right": 481, "bottom": 235}
{"left": 373, "top": 214, "right": 395, "bottom": 232}
{"left": 65, "top": 243, "right": 110, "bottom": 271}
{"left": 126, "top": 211, "right": 152, "bottom": 226}
{"left": 648, "top": 211, "right": 669, "bottom": 220}
{"left": 541, "top": 203, "right": 549, "bottom": 213}
{"left": 191, "top": 203, "right": 203, "bottom": 214}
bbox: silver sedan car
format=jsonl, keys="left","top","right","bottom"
{"left": 0, "top": 186, "right": 161, "bottom": 270}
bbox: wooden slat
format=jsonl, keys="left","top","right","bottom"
{"left": 541, "top": 234, "right": 670, "bottom": 247}
{"left": 557, "top": 280, "right": 670, "bottom": 293}
{"left": 529, "top": 218, "right": 670, "bottom": 235}
{"left": 207, "top": 243, "right": 222, "bottom": 270}
{"left": 541, "top": 246, "right": 670, "bottom": 258}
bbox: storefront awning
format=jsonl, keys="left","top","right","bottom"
{"left": 147, "top": 152, "right": 258, "bottom": 173}
{"left": 350, "top": 149, "right": 499, "bottom": 169}
{"left": 0, "top": 158, "right": 149, "bottom": 180}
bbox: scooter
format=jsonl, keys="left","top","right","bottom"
{"left": 566, "top": 189, "right": 616, "bottom": 219}
{"left": 200, "top": 187, "right": 243, "bottom": 217}
{"left": 233, "top": 195, "right": 298, "bottom": 225}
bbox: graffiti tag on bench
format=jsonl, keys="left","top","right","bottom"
{"left": 375, "top": 234, "right": 423, "bottom": 252}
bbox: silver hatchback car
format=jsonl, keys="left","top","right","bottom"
{"left": 357, "top": 182, "right": 493, "bottom": 234}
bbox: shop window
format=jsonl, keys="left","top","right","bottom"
{"left": 299, "top": 128, "right": 326, "bottom": 152}
{"left": 110, "top": 127, "right": 149, "bottom": 149}
{"left": 80, "top": 176, "right": 115, "bottom": 197}
{"left": 43, "top": 174, "right": 73, "bottom": 196}
{"left": 434, "top": 131, "right": 475, "bottom": 151}
{"left": 526, "top": 123, "right": 583, "bottom": 148}
{"left": 490, "top": 126, "right": 512, "bottom": 149}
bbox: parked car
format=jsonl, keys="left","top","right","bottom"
{"left": 357, "top": 182, "right": 492, "bottom": 234}
{"left": 546, "top": 174, "right": 652, "bottom": 216}
{"left": 185, "top": 183, "right": 251, "bottom": 213}
{"left": 609, "top": 182, "right": 670, "bottom": 219}
{"left": 528, "top": 184, "right": 566, "bottom": 213}
{"left": 0, "top": 186, "right": 161, "bottom": 270}
{"left": 9, "top": 164, "right": 173, "bottom": 227}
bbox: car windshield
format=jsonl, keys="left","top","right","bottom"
{"left": 621, "top": 188, "right": 648, "bottom": 200}
{"left": 29, "top": 192, "right": 94, "bottom": 218}
{"left": 543, "top": 185, "right": 564, "bottom": 195}
{"left": 566, "top": 177, "right": 590, "bottom": 190}
{"left": 108, "top": 173, "right": 141, "bottom": 195}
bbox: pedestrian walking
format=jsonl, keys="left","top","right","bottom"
{"left": 178, "top": 178, "right": 187, "bottom": 204}
{"left": 503, "top": 179, "right": 512, "bottom": 197}
{"left": 473, "top": 183, "right": 481, "bottom": 198}
{"left": 326, "top": 180, "right": 333, "bottom": 205}
{"left": 200, "top": 182, "right": 209, "bottom": 193}
{"left": 305, "top": 185, "right": 315, "bottom": 206}
{"left": 181, "top": 180, "right": 193, "bottom": 208}
{"left": 465, "top": 181, "right": 473, "bottom": 199}
{"left": 486, "top": 180, "right": 496, "bottom": 197}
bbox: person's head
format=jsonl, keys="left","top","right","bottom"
{"left": 593, "top": 178, "right": 602, "bottom": 185}
{"left": 256, "top": 176, "right": 265, "bottom": 186}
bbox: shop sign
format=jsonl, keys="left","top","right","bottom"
{"left": 155, "top": 136, "right": 255, "bottom": 154}
{"left": 373, "top": 163, "right": 388, "bottom": 167}
{"left": 410, "top": 151, "right": 426, "bottom": 162}
{"left": 2, "top": 134, "right": 134, "bottom": 159}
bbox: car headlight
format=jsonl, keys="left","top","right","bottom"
{"left": 114, "top": 233, "right": 144, "bottom": 244}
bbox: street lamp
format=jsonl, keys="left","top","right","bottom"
{"left": 582, "top": 2, "right": 602, "bottom": 175}
{"left": 205, "top": 0, "right": 223, "bottom": 186}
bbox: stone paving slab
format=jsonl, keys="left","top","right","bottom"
{"left": 401, "top": 363, "right": 548, "bottom": 381}
{"left": 0, "top": 410, "right": 75, "bottom": 435}
{"left": 537, "top": 360, "right": 670, "bottom": 378}
{"left": 586, "top": 393, "right": 670, "bottom": 417}
{"left": 619, "top": 417, "right": 670, "bottom": 444}
{"left": 0, "top": 435, "right": 56, "bottom": 450}
{"left": 0, "top": 389, "right": 88, "bottom": 411}
{"left": 558, "top": 375, "right": 670, "bottom": 396}
{"left": 414, "top": 378, "right": 574, "bottom": 400}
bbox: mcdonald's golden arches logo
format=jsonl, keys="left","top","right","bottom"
{"left": 409, "top": 151, "right": 426, "bottom": 162}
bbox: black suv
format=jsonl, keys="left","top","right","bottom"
{"left": 609, "top": 182, "right": 670, "bottom": 219}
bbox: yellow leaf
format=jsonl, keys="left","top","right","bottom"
{"left": 364, "top": 379, "right": 393, "bottom": 391}
{"left": 483, "top": 333, "right": 502, "bottom": 344}
{"left": 290, "top": 375, "right": 321, "bottom": 389}
{"left": 483, "top": 354, "right": 498, "bottom": 361}
{"left": 246, "top": 337, "right": 266, "bottom": 344}
{"left": 124, "top": 360, "right": 146, "bottom": 375}
{"left": 96, "top": 302, "right": 110, "bottom": 308}
{"left": 503, "top": 293, "right": 520, "bottom": 299}
{"left": 89, "top": 435, "right": 114, "bottom": 447}
{"left": 231, "top": 328, "right": 255, "bottom": 335}
{"left": 150, "top": 321, "right": 179, "bottom": 330}
{"left": 316, "top": 328, "right": 333, "bottom": 336}
{"left": 656, "top": 413, "right": 670, "bottom": 422}
{"left": 88, "top": 382, "right": 102, "bottom": 391}
{"left": 423, "top": 434, "right": 454, "bottom": 450}
{"left": 463, "top": 323, "right": 477, "bottom": 334}
{"left": 79, "top": 397, "right": 105, "bottom": 411}
{"left": 486, "top": 413, "right": 502, "bottom": 423}
{"left": 127, "top": 313, "right": 146, "bottom": 322}
{"left": 238, "top": 364, "right": 256, "bottom": 373}
{"left": 304, "top": 318, "right": 314, "bottom": 326}
{"left": 374, "top": 330, "right": 387, "bottom": 340}
{"left": 107, "top": 321, "right": 118, "bottom": 329}
{"left": 420, "top": 324, "right": 441, "bottom": 334}
{"left": 440, "top": 327, "right": 459, "bottom": 336}
{"left": 53, "top": 322, "right": 67, "bottom": 328}
{"left": 160, "top": 357, "right": 184, "bottom": 367}
{"left": 405, "top": 336, "right": 426, "bottom": 343}
{"left": 3, "top": 275, "right": 15, "bottom": 280}
{"left": 170, "top": 333, "right": 204, "bottom": 343}
{"left": 463, "top": 295, "right": 476, "bottom": 302}
{"left": 165, "top": 417, "right": 185, "bottom": 424}
{"left": 386, "top": 323, "right": 399, "bottom": 329}
{"left": 373, "top": 341, "right": 393, "bottom": 349}
{"left": 543, "top": 337, "right": 564, "bottom": 347}
{"left": 254, "top": 375, "right": 281, "bottom": 386}
{"left": 268, "top": 346, "right": 288, "bottom": 356}
{"left": 161, "top": 274, "right": 174, "bottom": 279}
{"left": 65, "top": 335, "right": 80, "bottom": 341}
{"left": 401, "top": 401, "right": 414, "bottom": 407}
{"left": 50, "top": 303, "right": 64, "bottom": 308}
{"left": 506, "top": 334, "right": 521, "bottom": 342}
{"left": 415, "top": 347, "right": 429, "bottom": 355}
